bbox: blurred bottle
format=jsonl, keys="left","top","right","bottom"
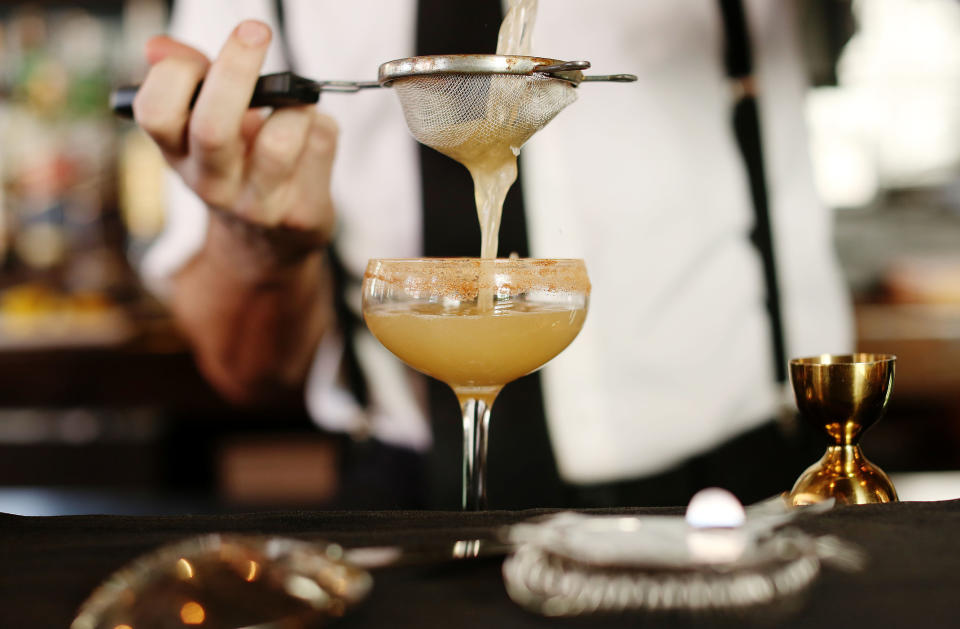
{"left": 3, "top": 7, "right": 71, "bottom": 273}
{"left": 119, "top": 0, "right": 167, "bottom": 83}
{"left": 117, "top": 0, "right": 169, "bottom": 266}
{"left": 119, "top": 128, "right": 166, "bottom": 264}
{"left": 0, "top": 6, "right": 129, "bottom": 294}
{"left": 8, "top": 7, "right": 66, "bottom": 117}
{"left": 0, "top": 19, "right": 7, "bottom": 269}
{"left": 0, "top": 145, "right": 6, "bottom": 271}
{"left": 55, "top": 11, "right": 126, "bottom": 294}
{"left": 58, "top": 10, "right": 111, "bottom": 118}
{"left": 0, "top": 1, "right": 167, "bottom": 303}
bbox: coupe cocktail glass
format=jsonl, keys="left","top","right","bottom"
{"left": 362, "top": 258, "right": 590, "bottom": 510}
{"left": 788, "top": 353, "right": 899, "bottom": 506}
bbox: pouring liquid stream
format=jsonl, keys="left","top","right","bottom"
{"left": 451, "top": 0, "right": 538, "bottom": 310}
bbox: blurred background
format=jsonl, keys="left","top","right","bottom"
{"left": 0, "top": 0, "right": 958, "bottom": 514}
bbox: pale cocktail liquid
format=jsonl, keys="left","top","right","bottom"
{"left": 364, "top": 301, "right": 585, "bottom": 401}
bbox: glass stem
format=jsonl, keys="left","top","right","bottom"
{"left": 460, "top": 397, "right": 493, "bottom": 510}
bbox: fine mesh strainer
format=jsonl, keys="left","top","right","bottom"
{"left": 377, "top": 55, "right": 635, "bottom": 156}
{"left": 112, "top": 55, "right": 635, "bottom": 153}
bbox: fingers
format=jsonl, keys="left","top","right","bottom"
{"left": 247, "top": 106, "right": 314, "bottom": 193}
{"left": 133, "top": 21, "right": 337, "bottom": 235}
{"left": 288, "top": 112, "right": 339, "bottom": 233}
{"left": 240, "top": 109, "right": 268, "bottom": 145}
{"left": 189, "top": 21, "right": 272, "bottom": 177}
{"left": 297, "top": 113, "right": 339, "bottom": 200}
{"left": 144, "top": 35, "right": 208, "bottom": 66}
{"left": 133, "top": 38, "right": 209, "bottom": 155}
{"left": 235, "top": 109, "right": 338, "bottom": 231}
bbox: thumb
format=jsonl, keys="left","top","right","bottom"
{"left": 144, "top": 35, "right": 210, "bottom": 67}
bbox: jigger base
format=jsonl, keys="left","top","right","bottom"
{"left": 789, "top": 445, "right": 898, "bottom": 506}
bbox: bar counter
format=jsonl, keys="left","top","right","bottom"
{"left": 2, "top": 499, "right": 958, "bottom": 627}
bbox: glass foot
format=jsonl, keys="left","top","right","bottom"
{"left": 789, "top": 445, "right": 898, "bottom": 506}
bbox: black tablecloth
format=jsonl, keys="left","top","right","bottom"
{"left": 2, "top": 500, "right": 958, "bottom": 628}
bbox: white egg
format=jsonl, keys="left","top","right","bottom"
{"left": 684, "top": 487, "right": 746, "bottom": 528}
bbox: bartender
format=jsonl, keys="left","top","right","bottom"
{"left": 134, "top": 0, "right": 853, "bottom": 508}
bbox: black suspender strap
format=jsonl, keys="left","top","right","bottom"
{"left": 717, "top": 0, "right": 788, "bottom": 384}
{"left": 272, "top": 0, "right": 295, "bottom": 70}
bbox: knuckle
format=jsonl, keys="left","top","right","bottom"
{"left": 191, "top": 176, "right": 235, "bottom": 208}
{"left": 309, "top": 115, "right": 339, "bottom": 154}
{"left": 255, "top": 128, "right": 301, "bottom": 174}
{"left": 314, "top": 111, "right": 339, "bottom": 136}
{"left": 132, "top": 58, "right": 203, "bottom": 130}
{"left": 133, "top": 98, "right": 182, "bottom": 145}
{"left": 158, "top": 54, "right": 206, "bottom": 79}
{"left": 130, "top": 91, "right": 157, "bottom": 129}
{"left": 177, "top": 55, "right": 209, "bottom": 77}
{"left": 131, "top": 79, "right": 168, "bottom": 126}
{"left": 189, "top": 117, "right": 232, "bottom": 152}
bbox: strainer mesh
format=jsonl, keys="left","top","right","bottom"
{"left": 392, "top": 73, "right": 577, "bottom": 157}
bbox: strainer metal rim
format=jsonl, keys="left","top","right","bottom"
{"left": 377, "top": 54, "right": 583, "bottom": 85}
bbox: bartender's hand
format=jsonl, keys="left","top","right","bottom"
{"left": 132, "top": 21, "right": 337, "bottom": 404}
{"left": 133, "top": 20, "right": 337, "bottom": 245}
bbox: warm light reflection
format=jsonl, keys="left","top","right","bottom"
{"left": 286, "top": 575, "right": 328, "bottom": 604}
{"left": 113, "top": 625, "right": 133, "bottom": 629}
{"left": 245, "top": 560, "right": 260, "bottom": 582}
{"left": 176, "top": 557, "right": 194, "bottom": 579}
{"left": 180, "top": 601, "right": 205, "bottom": 625}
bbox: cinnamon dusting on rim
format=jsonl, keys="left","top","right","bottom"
{"left": 363, "top": 258, "right": 589, "bottom": 301}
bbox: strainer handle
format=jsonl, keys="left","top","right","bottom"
{"left": 580, "top": 74, "right": 638, "bottom": 83}
{"left": 111, "top": 71, "right": 324, "bottom": 119}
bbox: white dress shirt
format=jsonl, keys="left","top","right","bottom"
{"left": 142, "top": 0, "right": 853, "bottom": 484}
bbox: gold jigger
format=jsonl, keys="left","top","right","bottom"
{"left": 788, "top": 353, "right": 899, "bottom": 506}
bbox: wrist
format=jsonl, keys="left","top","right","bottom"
{"left": 204, "top": 208, "right": 330, "bottom": 284}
